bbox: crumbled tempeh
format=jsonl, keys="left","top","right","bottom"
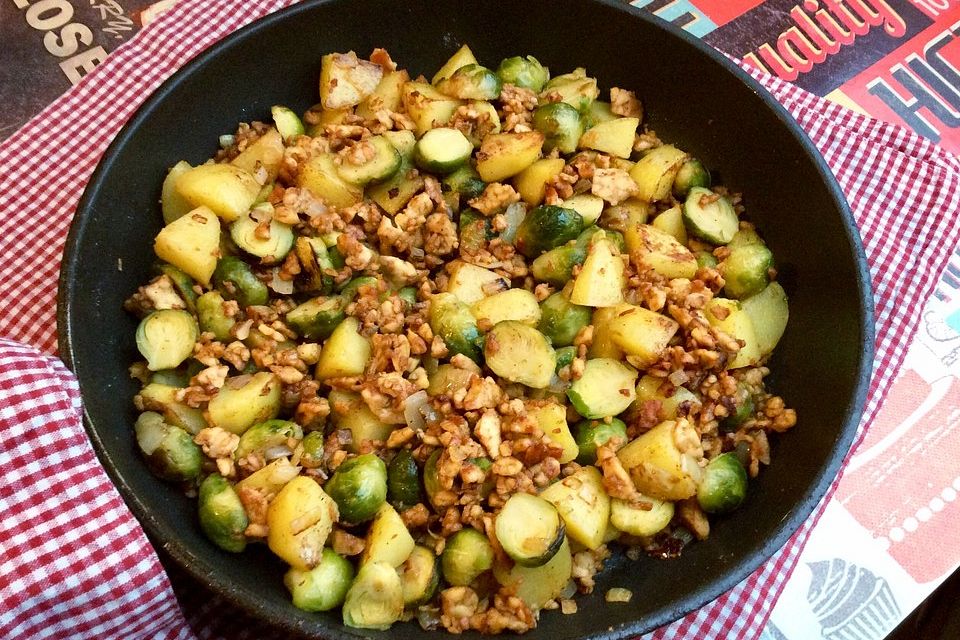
{"left": 591, "top": 168, "right": 638, "bottom": 205}
{"left": 610, "top": 87, "right": 642, "bottom": 118}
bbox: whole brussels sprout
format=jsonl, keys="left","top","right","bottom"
{"left": 387, "top": 449, "right": 422, "bottom": 511}
{"left": 497, "top": 55, "right": 550, "bottom": 92}
{"left": 324, "top": 453, "right": 388, "bottom": 523}
{"left": 442, "top": 527, "right": 494, "bottom": 586}
{"left": 300, "top": 430, "right": 326, "bottom": 469}
{"left": 532, "top": 102, "right": 584, "bottom": 154}
{"left": 538, "top": 292, "right": 592, "bottom": 347}
{"left": 672, "top": 157, "right": 711, "bottom": 198}
{"left": 697, "top": 452, "right": 748, "bottom": 514}
{"left": 720, "top": 383, "right": 755, "bottom": 432}
{"left": 514, "top": 205, "right": 584, "bottom": 259}
{"left": 198, "top": 473, "right": 248, "bottom": 552}
{"left": 436, "top": 64, "right": 502, "bottom": 100}
{"left": 284, "top": 548, "right": 354, "bottom": 612}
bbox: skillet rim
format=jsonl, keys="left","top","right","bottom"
{"left": 57, "top": 0, "right": 875, "bottom": 636}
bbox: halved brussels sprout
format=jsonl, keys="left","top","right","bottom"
{"left": 484, "top": 321, "right": 556, "bottom": 389}
{"left": 610, "top": 495, "right": 674, "bottom": 537}
{"left": 137, "top": 382, "right": 207, "bottom": 434}
{"left": 741, "top": 281, "right": 790, "bottom": 355}
{"left": 443, "top": 165, "right": 486, "bottom": 203}
{"left": 427, "top": 363, "right": 478, "bottom": 397}
{"left": 234, "top": 419, "right": 303, "bottom": 462}
{"left": 342, "top": 561, "right": 404, "bottom": 630}
{"left": 134, "top": 411, "right": 201, "bottom": 482}
{"left": 136, "top": 309, "right": 198, "bottom": 371}
{"left": 285, "top": 296, "right": 346, "bottom": 341}
{"left": 695, "top": 250, "right": 719, "bottom": 269}
{"left": 213, "top": 256, "right": 268, "bottom": 308}
{"left": 155, "top": 263, "right": 198, "bottom": 312}
{"left": 530, "top": 243, "right": 583, "bottom": 286}
{"left": 574, "top": 418, "right": 627, "bottom": 465}
{"left": 422, "top": 449, "right": 442, "bottom": 509}
{"left": 567, "top": 358, "right": 637, "bottom": 418}
{"left": 495, "top": 493, "right": 565, "bottom": 567}
{"left": 324, "top": 453, "right": 389, "bottom": 524}
{"left": 428, "top": 292, "right": 482, "bottom": 363}
{"left": 272, "top": 105, "right": 305, "bottom": 140}
{"left": 339, "top": 275, "right": 380, "bottom": 301}
{"left": 198, "top": 473, "right": 248, "bottom": 553}
{"left": 294, "top": 236, "right": 335, "bottom": 295}
{"left": 397, "top": 287, "right": 418, "bottom": 308}
{"left": 400, "top": 545, "right": 441, "bottom": 607}
{"left": 435, "top": 64, "right": 502, "bottom": 100}
{"left": 229, "top": 206, "right": 295, "bottom": 262}
{"left": 148, "top": 369, "right": 189, "bottom": 388}
{"left": 554, "top": 345, "right": 576, "bottom": 372}
{"left": 497, "top": 55, "right": 549, "bottom": 92}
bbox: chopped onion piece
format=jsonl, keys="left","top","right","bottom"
{"left": 263, "top": 444, "right": 293, "bottom": 461}
{"left": 267, "top": 268, "right": 294, "bottom": 294}
{"left": 548, "top": 374, "right": 571, "bottom": 394}
{"left": 416, "top": 605, "right": 440, "bottom": 631}
{"left": 404, "top": 390, "right": 429, "bottom": 431}
{"left": 421, "top": 402, "right": 439, "bottom": 425}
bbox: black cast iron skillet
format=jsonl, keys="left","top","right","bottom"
{"left": 58, "top": 0, "right": 874, "bottom": 637}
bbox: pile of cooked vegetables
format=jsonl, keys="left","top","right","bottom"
{"left": 126, "top": 44, "right": 795, "bottom": 633}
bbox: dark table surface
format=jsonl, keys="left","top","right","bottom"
{"left": 888, "top": 568, "right": 960, "bottom": 640}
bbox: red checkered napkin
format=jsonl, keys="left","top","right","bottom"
{"left": 0, "top": 0, "right": 959, "bottom": 638}
{"left": 0, "top": 339, "right": 194, "bottom": 639}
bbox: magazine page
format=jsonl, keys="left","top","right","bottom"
{"left": 0, "top": 0, "right": 174, "bottom": 139}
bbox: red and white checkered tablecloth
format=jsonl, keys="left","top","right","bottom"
{"left": 1, "top": 0, "right": 959, "bottom": 638}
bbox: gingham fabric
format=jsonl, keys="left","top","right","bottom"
{"left": 0, "top": 0, "right": 958, "bottom": 637}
